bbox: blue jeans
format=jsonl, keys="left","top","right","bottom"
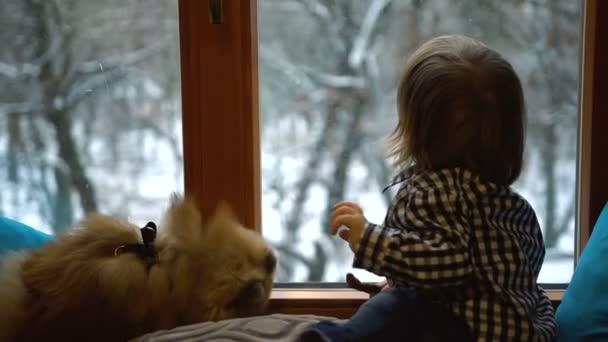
{"left": 299, "top": 287, "right": 472, "bottom": 342}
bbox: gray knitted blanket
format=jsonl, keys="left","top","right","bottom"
{"left": 133, "top": 314, "right": 343, "bottom": 342}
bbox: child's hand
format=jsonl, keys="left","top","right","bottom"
{"left": 345, "top": 273, "right": 389, "bottom": 298}
{"left": 330, "top": 201, "right": 367, "bottom": 252}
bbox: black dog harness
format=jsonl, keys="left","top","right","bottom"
{"left": 114, "top": 221, "right": 158, "bottom": 267}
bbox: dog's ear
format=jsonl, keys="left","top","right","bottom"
{"left": 206, "top": 200, "right": 247, "bottom": 234}
{"left": 208, "top": 201, "right": 237, "bottom": 224}
{"left": 161, "top": 193, "right": 205, "bottom": 245}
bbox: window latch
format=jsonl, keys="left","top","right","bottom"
{"left": 209, "top": 0, "right": 223, "bottom": 24}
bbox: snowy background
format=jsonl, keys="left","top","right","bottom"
{"left": 0, "top": 0, "right": 580, "bottom": 284}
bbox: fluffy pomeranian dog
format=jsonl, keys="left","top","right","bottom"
{"left": 0, "top": 195, "right": 276, "bottom": 341}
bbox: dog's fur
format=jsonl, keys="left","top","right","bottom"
{"left": 0, "top": 195, "right": 276, "bottom": 341}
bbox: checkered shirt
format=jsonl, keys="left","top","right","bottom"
{"left": 353, "top": 167, "right": 556, "bottom": 341}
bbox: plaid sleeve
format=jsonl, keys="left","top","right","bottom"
{"left": 353, "top": 172, "right": 472, "bottom": 288}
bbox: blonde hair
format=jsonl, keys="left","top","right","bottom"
{"left": 388, "top": 35, "right": 525, "bottom": 185}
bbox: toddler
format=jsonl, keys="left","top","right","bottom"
{"left": 301, "top": 35, "right": 556, "bottom": 341}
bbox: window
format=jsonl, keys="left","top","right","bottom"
{"left": 0, "top": 0, "right": 182, "bottom": 231}
{"left": 258, "top": 0, "right": 581, "bottom": 284}
{"left": 179, "top": 0, "right": 607, "bottom": 313}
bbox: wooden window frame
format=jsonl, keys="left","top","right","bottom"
{"left": 179, "top": 0, "right": 260, "bottom": 230}
{"left": 178, "top": 0, "right": 607, "bottom": 318}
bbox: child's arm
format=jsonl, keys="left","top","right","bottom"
{"left": 353, "top": 181, "right": 472, "bottom": 289}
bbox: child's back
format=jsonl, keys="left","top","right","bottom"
{"left": 375, "top": 167, "right": 554, "bottom": 340}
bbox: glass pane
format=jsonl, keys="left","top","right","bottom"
{"left": 259, "top": 0, "right": 581, "bottom": 284}
{"left": 0, "top": 0, "right": 182, "bottom": 233}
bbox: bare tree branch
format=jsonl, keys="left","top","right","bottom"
{"left": 75, "top": 41, "right": 166, "bottom": 75}
{"left": 297, "top": 0, "right": 332, "bottom": 22}
{"left": 0, "top": 103, "right": 43, "bottom": 116}
{"left": 348, "top": 0, "right": 393, "bottom": 69}
{"left": 275, "top": 240, "right": 327, "bottom": 281}
{"left": 300, "top": 67, "right": 366, "bottom": 89}
{"left": 259, "top": 47, "right": 317, "bottom": 91}
{"left": 63, "top": 68, "right": 129, "bottom": 109}
{"left": 0, "top": 62, "right": 39, "bottom": 79}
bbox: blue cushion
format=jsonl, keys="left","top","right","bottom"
{"left": 557, "top": 203, "right": 608, "bottom": 341}
{"left": 0, "top": 216, "right": 53, "bottom": 256}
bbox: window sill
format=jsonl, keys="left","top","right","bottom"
{"left": 268, "top": 288, "right": 565, "bottom": 318}
{"left": 268, "top": 289, "right": 368, "bottom": 318}
{"left": 547, "top": 289, "right": 565, "bottom": 302}
{"left": 271, "top": 288, "right": 370, "bottom": 300}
